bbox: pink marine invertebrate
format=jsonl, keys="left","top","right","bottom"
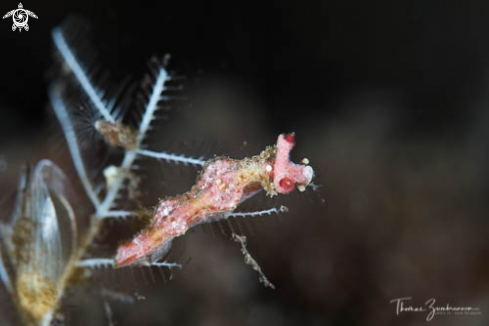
{"left": 115, "top": 133, "right": 314, "bottom": 267}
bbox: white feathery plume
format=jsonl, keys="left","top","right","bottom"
{"left": 229, "top": 206, "right": 287, "bottom": 218}
{"left": 52, "top": 28, "right": 115, "bottom": 122}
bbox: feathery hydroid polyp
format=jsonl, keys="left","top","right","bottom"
{"left": 115, "top": 133, "right": 314, "bottom": 267}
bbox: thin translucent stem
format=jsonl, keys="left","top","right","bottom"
{"left": 49, "top": 87, "right": 101, "bottom": 207}
{"left": 229, "top": 207, "right": 284, "bottom": 218}
{"left": 98, "top": 210, "right": 138, "bottom": 219}
{"left": 137, "top": 149, "right": 205, "bottom": 166}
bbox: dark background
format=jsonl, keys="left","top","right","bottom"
{"left": 2, "top": 1, "right": 489, "bottom": 325}
{"left": 2, "top": 0, "right": 489, "bottom": 137}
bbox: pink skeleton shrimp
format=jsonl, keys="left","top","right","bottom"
{"left": 115, "top": 133, "right": 314, "bottom": 267}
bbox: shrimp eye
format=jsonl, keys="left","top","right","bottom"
{"left": 279, "top": 177, "right": 294, "bottom": 192}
